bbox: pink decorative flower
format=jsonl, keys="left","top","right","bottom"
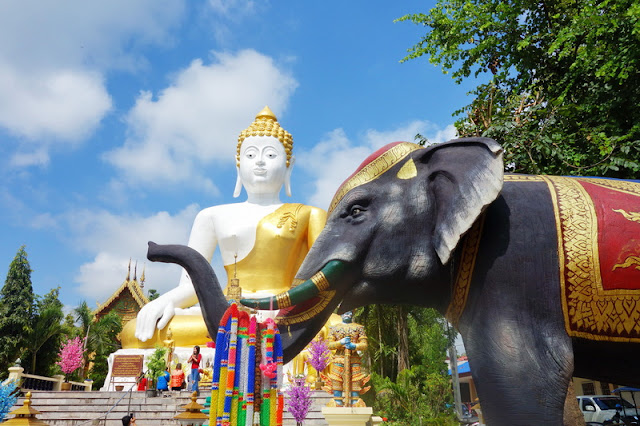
{"left": 56, "top": 337, "right": 85, "bottom": 380}
{"left": 260, "top": 362, "right": 278, "bottom": 379}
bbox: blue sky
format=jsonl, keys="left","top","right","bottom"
{"left": 0, "top": 1, "right": 478, "bottom": 310}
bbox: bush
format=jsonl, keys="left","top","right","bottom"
{"left": 372, "top": 366, "right": 456, "bottom": 425}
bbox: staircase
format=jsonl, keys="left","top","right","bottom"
{"left": 9, "top": 390, "right": 332, "bottom": 425}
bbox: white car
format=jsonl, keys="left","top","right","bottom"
{"left": 576, "top": 395, "right": 636, "bottom": 424}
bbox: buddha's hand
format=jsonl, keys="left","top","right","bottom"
{"left": 134, "top": 297, "right": 176, "bottom": 342}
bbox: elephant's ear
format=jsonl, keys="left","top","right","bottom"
{"left": 418, "top": 137, "right": 504, "bottom": 265}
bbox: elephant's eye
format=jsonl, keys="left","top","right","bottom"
{"left": 350, "top": 205, "right": 365, "bottom": 217}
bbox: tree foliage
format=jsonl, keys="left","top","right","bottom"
{"left": 87, "top": 311, "right": 123, "bottom": 389}
{"left": 147, "top": 289, "right": 159, "bottom": 301}
{"left": 0, "top": 246, "right": 34, "bottom": 378}
{"left": 23, "top": 287, "right": 66, "bottom": 375}
{"left": 355, "top": 306, "right": 456, "bottom": 423}
{"left": 398, "top": 0, "right": 640, "bottom": 177}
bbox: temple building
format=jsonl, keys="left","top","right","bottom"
{"left": 94, "top": 260, "right": 149, "bottom": 327}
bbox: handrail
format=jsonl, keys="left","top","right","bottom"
{"left": 5, "top": 367, "right": 92, "bottom": 392}
{"left": 75, "top": 374, "right": 145, "bottom": 426}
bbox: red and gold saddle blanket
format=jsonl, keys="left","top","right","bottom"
{"left": 545, "top": 176, "right": 640, "bottom": 342}
{"left": 446, "top": 175, "right": 640, "bottom": 343}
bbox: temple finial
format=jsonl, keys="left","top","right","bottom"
{"left": 126, "top": 259, "right": 131, "bottom": 281}
{"left": 140, "top": 264, "right": 146, "bottom": 289}
{"left": 133, "top": 261, "right": 138, "bottom": 281}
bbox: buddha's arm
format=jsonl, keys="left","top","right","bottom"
{"left": 135, "top": 209, "right": 217, "bottom": 341}
{"left": 172, "top": 208, "right": 219, "bottom": 307}
{"left": 307, "top": 207, "right": 327, "bottom": 247}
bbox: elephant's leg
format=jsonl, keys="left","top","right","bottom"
{"left": 464, "top": 318, "right": 574, "bottom": 426}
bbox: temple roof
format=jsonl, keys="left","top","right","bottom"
{"left": 94, "top": 260, "right": 149, "bottom": 324}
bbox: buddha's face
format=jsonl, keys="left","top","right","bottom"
{"left": 238, "top": 136, "right": 288, "bottom": 195}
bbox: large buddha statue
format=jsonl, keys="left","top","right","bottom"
{"left": 123, "top": 107, "right": 327, "bottom": 348}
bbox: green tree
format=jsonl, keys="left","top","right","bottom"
{"left": 65, "top": 301, "right": 122, "bottom": 387}
{"left": 147, "top": 289, "right": 159, "bottom": 301}
{"left": 144, "top": 345, "right": 168, "bottom": 389}
{"left": 87, "top": 311, "right": 122, "bottom": 389}
{"left": 398, "top": 0, "right": 640, "bottom": 177}
{"left": 23, "top": 287, "right": 65, "bottom": 375}
{"left": 73, "top": 301, "right": 92, "bottom": 378}
{"left": 355, "top": 306, "right": 455, "bottom": 423}
{"left": 0, "top": 246, "right": 34, "bottom": 378}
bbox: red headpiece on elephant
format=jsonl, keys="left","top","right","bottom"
{"left": 328, "top": 142, "right": 422, "bottom": 214}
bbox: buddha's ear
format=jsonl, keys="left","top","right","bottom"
{"left": 233, "top": 166, "right": 242, "bottom": 198}
{"left": 285, "top": 156, "right": 295, "bottom": 197}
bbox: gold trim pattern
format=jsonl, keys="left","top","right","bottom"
{"left": 579, "top": 177, "right": 640, "bottom": 197}
{"left": 543, "top": 176, "right": 640, "bottom": 342}
{"left": 612, "top": 208, "right": 640, "bottom": 224}
{"left": 276, "top": 292, "right": 292, "bottom": 308}
{"left": 328, "top": 143, "right": 422, "bottom": 213}
{"left": 276, "top": 290, "right": 336, "bottom": 326}
{"left": 613, "top": 257, "right": 640, "bottom": 271}
{"left": 311, "top": 271, "right": 330, "bottom": 291}
{"left": 277, "top": 204, "right": 302, "bottom": 232}
{"left": 445, "top": 215, "right": 485, "bottom": 327}
{"left": 503, "top": 174, "right": 545, "bottom": 182}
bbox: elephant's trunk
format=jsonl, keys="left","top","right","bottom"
{"left": 239, "top": 260, "right": 347, "bottom": 309}
{"left": 147, "top": 242, "right": 352, "bottom": 364}
{"left": 147, "top": 241, "right": 229, "bottom": 341}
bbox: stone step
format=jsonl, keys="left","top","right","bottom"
{"left": 8, "top": 390, "right": 333, "bottom": 426}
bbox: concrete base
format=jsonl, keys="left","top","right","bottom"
{"left": 321, "top": 407, "right": 373, "bottom": 426}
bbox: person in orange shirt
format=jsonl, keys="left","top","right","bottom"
{"left": 170, "top": 363, "right": 185, "bottom": 391}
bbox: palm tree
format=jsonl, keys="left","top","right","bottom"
{"left": 74, "top": 301, "right": 93, "bottom": 379}
{"left": 26, "top": 304, "right": 64, "bottom": 373}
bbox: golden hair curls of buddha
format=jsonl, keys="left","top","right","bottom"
{"left": 236, "top": 106, "right": 293, "bottom": 167}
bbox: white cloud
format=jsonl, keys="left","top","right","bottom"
{"left": 0, "top": 0, "right": 185, "bottom": 160}
{"left": 208, "top": 0, "right": 255, "bottom": 17}
{"left": 299, "top": 121, "right": 457, "bottom": 210}
{"left": 0, "top": 66, "right": 112, "bottom": 145}
{"left": 9, "top": 147, "right": 50, "bottom": 168}
{"left": 66, "top": 204, "right": 200, "bottom": 302}
{"left": 104, "top": 49, "right": 298, "bottom": 190}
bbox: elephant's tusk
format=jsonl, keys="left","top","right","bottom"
{"left": 240, "top": 260, "right": 347, "bottom": 310}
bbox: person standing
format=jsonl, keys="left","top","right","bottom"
{"left": 187, "top": 345, "right": 202, "bottom": 392}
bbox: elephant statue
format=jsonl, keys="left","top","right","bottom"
{"left": 148, "top": 137, "right": 640, "bottom": 425}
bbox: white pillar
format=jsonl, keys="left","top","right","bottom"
{"left": 52, "top": 375, "right": 64, "bottom": 391}
{"left": 5, "top": 366, "right": 23, "bottom": 386}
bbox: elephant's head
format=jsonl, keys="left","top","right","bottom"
{"left": 242, "top": 138, "right": 504, "bottom": 357}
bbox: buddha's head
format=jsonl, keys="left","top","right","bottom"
{"left": 234, "top": 106, "right": 295, "bottom": 198}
